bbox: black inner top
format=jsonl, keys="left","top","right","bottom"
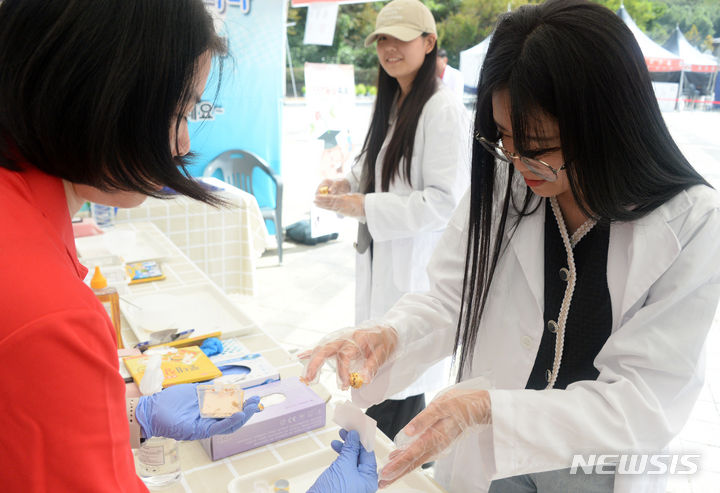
{"left": 526, "top": 200, "right": 613, "bottom": 390}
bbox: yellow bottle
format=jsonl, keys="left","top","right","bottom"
{"left": 91, "top": 266, "right": 123, "bottom": 348}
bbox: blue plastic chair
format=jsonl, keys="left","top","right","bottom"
{"left": 203, "top": 150, "right": 283, "bottom": 263}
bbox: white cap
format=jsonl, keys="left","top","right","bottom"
{"left": 364, "top": 0, "right": 436, "bottom": 47}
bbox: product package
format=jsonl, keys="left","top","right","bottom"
{"left": 123, "top": 346, "right": 222, "bottom": 387}
{"left": 126, "top": 260, "right": 166, "bottom": 284}
{"left": 200, "top": 378, "right": 326, "bottom": 461}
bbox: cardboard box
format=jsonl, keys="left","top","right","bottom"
{"left": 200, "top": 378, "right": 326, "bottom": 461}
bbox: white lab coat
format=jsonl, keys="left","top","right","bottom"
{"left": 347, "top": 86, "right": 470, "bottom": 399}
{"left": 353, "top": 180, "right": 720, "bottom": 492}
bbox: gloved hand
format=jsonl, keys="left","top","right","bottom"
{"left": 314, "top": 192, "right": 366, "bottom": 219}
{"left": 316, "top": 178, "right": 351, "bottom": 195}
{"left": 299, "top": 324, "right": 398, "bottom": 391}
{"left": 307, "top": 429, "right": 378, "bottom": 493}
{"left": 135, "top": 383, "right": 262, "bottom": 441}
{"left": 378, "top": 387, "right": 492, "bottom": 487}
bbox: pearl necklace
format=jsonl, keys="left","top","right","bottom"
{"left": 546, "top": 197, "right": 597, "bottom": 390}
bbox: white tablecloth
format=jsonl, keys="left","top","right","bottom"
{"left": 114, "top": 178, "right": 268, "bottom": 296}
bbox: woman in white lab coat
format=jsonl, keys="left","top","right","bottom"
{"left": 304, "top": 1, "right": 720, "bottom": 492}
{"left": 314, "top": 0, "right": 469, "bottom": 440}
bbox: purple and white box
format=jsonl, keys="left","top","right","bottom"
{"left": 200, "top": 377, "right": 326, "bottom": 461}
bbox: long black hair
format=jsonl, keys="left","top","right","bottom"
{"left": 454, "top": 0, "right": 709, "bottom": 379}
{"left": 359, "top": 36, "right": 438, "bottom": 193}
{"left": 0, "top": 0, "right": 227, "bottom": 205}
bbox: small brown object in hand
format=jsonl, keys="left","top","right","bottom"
{"left": 318, "top": 186, "right": 330, "bottom": 195}
{"left": 349, "top": 372, "right": 363, "bottom": 389}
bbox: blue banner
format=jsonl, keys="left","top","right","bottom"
{"left": 188, "top": 0, "right": 286, "bottom": 232}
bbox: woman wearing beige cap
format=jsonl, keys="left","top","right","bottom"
{"left": 313, "top": 0, "right": 470, "bottom": 443}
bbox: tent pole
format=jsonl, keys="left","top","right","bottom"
{"left": 285, "top": 31, "right": 297, "bottom": 98}
{"left": 675, "top": 69, "right": 685, "bottom": 111}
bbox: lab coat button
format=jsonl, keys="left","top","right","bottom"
{"left": 547, "top": 320, "right": 559, "bottom": 333}
{"left": 559, "top": 268, "right": 570, "bottom": 281}
{"left": 521, "top": 335, "right": 533, "bottom": 349}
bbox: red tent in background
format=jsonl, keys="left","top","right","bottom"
{"left": 617, "top": 5, "right": 683, "bottom": 72}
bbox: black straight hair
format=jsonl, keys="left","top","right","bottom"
{"left": 0, "top": 0, "right": 227, "bottom": 205}
{"left": 359, "top": 36, "right": 438, "bottom": 193}
{"left": 454, "top": 0, "right": 709, "bottom": 379}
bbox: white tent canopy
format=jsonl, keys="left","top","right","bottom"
{"left": 459, "top": 33, "right": 492, "bottom": 91}
{"left": 663, "top": 26, "right": 718, "bottom": 73}
{"left": 617, "top": 5, "right": 682, "bottom": 72}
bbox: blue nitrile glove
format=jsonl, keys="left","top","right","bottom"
{"left": 307, "top": 429, "right": 378, "bottom": 493}
{"left": 200, "top": 337, "right": 223, "bottom": 357}
{"left": 135, "top": 383, "right": 262, "bottom": 440}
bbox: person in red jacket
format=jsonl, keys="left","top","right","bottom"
{"left": 0, "top": 1, "right": 262, "bottom": 491}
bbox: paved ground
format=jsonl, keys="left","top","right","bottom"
{"left": 232, "top": 106, "right": 720, "bottom": 492}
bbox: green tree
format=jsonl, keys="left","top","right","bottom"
{"left": 436, "top": 0, "right": 540, "bottom": 67}
{"left": 684, "top": 24, "right": 702, "bottom": 46}
{"left": 591, "top": 0, "right": 666, "bottom": 32}
{"left": 649, "top": 0, "right": 720, "bottom": 47}
{"left": 287, "top": 1, "right": 382, "bottom": 69}
{"left": 703, "top": 34, "right": 714, "bottom": 53}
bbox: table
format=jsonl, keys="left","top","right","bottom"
{"left": 83, "top": 224, "right": 444, "bottom": 493}
{"left": 114, "top": 178, "right": 268, "bottom": 296}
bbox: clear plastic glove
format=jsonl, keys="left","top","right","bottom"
{"left": 307, "top": 429, "right": 378, "bottom": 493}
{"left": 299, "top": 324, "right": 398, "bottom": 391}
{"left": 378, "top": 387, "right": 492, "bottom": 488}
{"left": 135, "top": 383, "right": 262, "bottom": 440}
{"left": 314, "top": 192, "right": 366, "bottom": 219}
{"left": 316, "top": 178, "right": 351, "bottom": 195}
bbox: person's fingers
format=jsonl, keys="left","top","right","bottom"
{"left": 336, "top": 345, "right": 358, "bottom": 389}
{"left": 207, "top": 395, "right": 264, "bottom": 436}
{"left": 330, "top": 439, "right": 343, "bottom": 454}
{"left": 316, "top": 179, "right": 333, "bottom": 193}
{"left": 242, "top": 395, "right": 262, "bottom": 410}
{"left": 303, "top": 341, "right": 343, "bottom": 381}
{"left": 297, "top": 349, "right": 312, "bottom": 360}
{"left": 338, "top": 428, "right": 349, "bottom": 441}
{"left": 378, "top": 447, "right": 432, "bottom": 487}
{"left": 388, "top": 449, "right": 403, "bottom": 460}
{"left": 402, "top": 401, "right": 444, "bottom": 436}
{"left": 313, "top": 196, "right": 341, "bottom": 210}
{"left": 328, "top": 179, "right": 349, "bottom": 194}
{"left": 380, "top": 424, "right": 443, "bottom": 483}
{"left": 336, "top": 429, "right": 361, "bottom": 467}
{"left": 362, "top": 350, "right": 382, "bottom": 382}
{"left": 206, "top": 410, "right": 250, "bottom": 436}
{"left": 314, "top": 194, "right": 343, "bottom": 203}
{"left": 358, "top": 446, "right": 377, "bottom": 469}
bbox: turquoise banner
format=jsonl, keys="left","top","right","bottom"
{"left": 188, "top": 0, "right": 286, "bottom": 232}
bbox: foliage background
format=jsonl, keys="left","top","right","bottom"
{"left": 286, "top": 0, "right": 720, "bottom": 93}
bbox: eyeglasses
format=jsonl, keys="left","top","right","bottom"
{"left": 475, "top": 133, "right": 567, "bottom": 182}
